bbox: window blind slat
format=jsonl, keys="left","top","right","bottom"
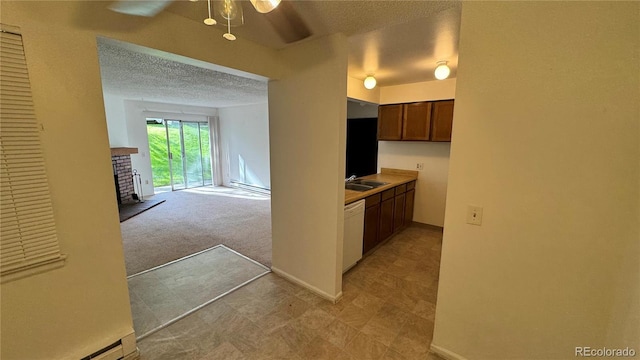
{"left": 1, "top": 223, "right": 57, "bottom": 237}
{"left": 0, "top": 75, "right": 31, "bottom": 86}
{"left": 1, "top": 97, "right": 34, "bottom": 106}
{"left": 1, "top": 32, "right": 23, "bottom": 43}
{"left": 0, "top": 57, "right": 27, "bottom": 68}
{"left": 0, "top": 121, "right": 38, "bottom": 128}
{"left": 1, "top": 28, "right": 64, "bottom": 278}
{"left": 0, "top": 83, "right": 32, "bottom": 93}
{"left": 0, "top": 59, "right": 27, "bottom": 70}
{"left": 3, "top": 233, "right": 58, "bottom": 250}
{"left": 0, "top": 45, "right": 26, "bottom": 54}
{"left": 2, "top": 251, "right": 61, "bottom": 271}
{"left": 2, "top": 201, "right": 55, "bottom": 215}
{"left": 0, "top": 40, "right": 24, "bottom": 50}
{"left": 2, "top": 233, "right": 58, "bottom": 251}
{"left": 1, "top": 217, "right": 56, "bottom": 234}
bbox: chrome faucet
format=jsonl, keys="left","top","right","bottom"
{"left": 345, "top": 175, "right": 357, "bottom": 182}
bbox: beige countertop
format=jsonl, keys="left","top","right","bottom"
{"left": 345, "top": 168, "right": 418, "bottom": 205}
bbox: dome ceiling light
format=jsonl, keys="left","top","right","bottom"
{"left": 364, "top": 76, "right": 377, "bottom": 90}
{"left": 434, "top": 61, "right": 451, "bottom": 80}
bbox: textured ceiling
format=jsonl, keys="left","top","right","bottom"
{"left": 167, "top": 0, "right": 462, "bottom": 86}
{"left": 347, "top": 5, "right": 461, "bottom": 85}
{"left": 97, "top": 1, "right": 462, "bottom": 107}
{"left": 97, "top": 39, "right": 268, "bottom": 108}
{"left": 167, "top": 1, "right": 458, "bottom": 49}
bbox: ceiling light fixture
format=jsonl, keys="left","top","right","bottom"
{"left": 221, "top": 0, "right": 239, "bottom": 41}
{"left": 434, "top": 61, "right": 450, "bottom": 80}
{"left": 200, "top": 0, "right": 280, "bottom": 41}
{"left": 250, "top": 0, "right": 281, "bottom": 13}
{"left": 203, "top": 0, "right": 217, "bottom": 25}
{"left": 364, "top": 76, "right": 377, "bottom": 90}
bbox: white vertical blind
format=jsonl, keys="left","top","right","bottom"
{"left": 1, "top": 26, "right": 64, "bottom": 279}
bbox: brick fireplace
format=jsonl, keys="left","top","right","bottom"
{"left": 111, "top": 147, "right": 138, "bottom": 204}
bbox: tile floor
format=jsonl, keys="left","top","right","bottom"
{"left": 137, "top": 225, "right": 444, "bottom": 360}
{"left": 129, "top": 245, "right": 270, "bottom": 338}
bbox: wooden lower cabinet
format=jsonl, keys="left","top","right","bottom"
{"left": 363, "top": 204, "right": 380, "bottom": 254}
{"left": 379, "top": 197, "right": 394, "bottom": 242}
{"left": 393, "top": 192, "right": 406, "bottom": 231}
{"left": 404, "top": 188, "right": 415, "bottom": 226}
{"left": 361, "top": 181, "right": 417, "bottom": 255}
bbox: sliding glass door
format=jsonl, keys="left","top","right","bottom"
{"left": 147, "top": 118, "right": 212, "bottom": 191}
{"left": 166, "top": 120, "right": 185, "bottom": 190}
{"left": 182, "top": 121, "right": 212, "bottom": 188}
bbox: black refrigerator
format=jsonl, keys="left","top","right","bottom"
{"left": 346, "top": 118, "right": 378, "bottom": 178}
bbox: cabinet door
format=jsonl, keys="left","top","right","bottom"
{"left": 402, "top": 102, "right": 432, "bottom": 140}
{"left": 430, "top": 100, "right": 455, "bottom": 141}
{"left": 377, "top": 104, "right": 403, "bottom": 140}
{"left": 363, "top": 204, "right": 380, "bottom": 254}
{"left": 379, "top": 198, "right": 395, "bottom": 241}
{"left": 404, "top": 189, "right": 415, "bottom": 227}
{"left": 393, "top": 193, "right": 406, "bottom": 231}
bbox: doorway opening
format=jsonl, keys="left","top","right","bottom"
{"left": 146, "top": 118, "right": 213, "bottom": 193}
{"left": 97, "top": 37, "right": 273, "bottom": 340}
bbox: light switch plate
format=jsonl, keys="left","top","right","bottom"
{"left": 466, "top": 205, "right": 483, "bottom": 226}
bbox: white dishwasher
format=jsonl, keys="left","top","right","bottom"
{"left": 343, "top": 199, "right": 365, "bottom": 273}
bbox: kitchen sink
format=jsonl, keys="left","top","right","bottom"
{"left": 345, "top": 183, "right": 373, "bottom": 192}
{"left": 349, "top": 179, "right": 388, "bottom": 188}
{"left": 345, "top": 179, "right": 389, "bottom": 192}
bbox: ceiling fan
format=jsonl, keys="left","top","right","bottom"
{"left": 109, "top": 0, "right": 312, "bottom": 43}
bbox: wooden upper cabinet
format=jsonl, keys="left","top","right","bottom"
{"left": 377, "top": 104, "right": 403, "bottom": 140}
{"left": 402, "top": 102, "right": 432, "bottom": 141}
{"left": 430, "top": 100, "right": 455, "bottom": 142}
{"left": 377, "top": 100, "right": 454, "bottom": 142}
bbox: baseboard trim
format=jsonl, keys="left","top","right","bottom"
{"left": 271, "top": 266, "right": 342, "bottom": 304}
{"left": 122, "top": 331, "right": 137, "bottom": 358}
{"left": 411, "top": 221, "right": 444, "bottom": 232}
{"left": 430, "top": 343, "right": 468, "bottom": 360}
{"left": 123, "top": 349, "right": 140, "bottom": 360}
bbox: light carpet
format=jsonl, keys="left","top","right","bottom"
{"left": 120, "top": 186, "right": 272, "bottom": 276}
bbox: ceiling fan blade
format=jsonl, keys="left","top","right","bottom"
{"left": 263, "top": 1, "right": 311, "bottom": 44}
{"left": 109, "top": 0, "right": 174, "bottom": 17}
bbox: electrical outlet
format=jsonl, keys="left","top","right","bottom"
{"left": 416, "top": 163, "right": 424, "bottom": 171}
{"left": 466, "top": 205, "right": 483, "bottom": 226}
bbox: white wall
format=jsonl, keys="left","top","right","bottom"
{"left": 380, "top": 78, "right": 456, "bottom": 104}
{"left": 270, "top": 34, "right": 348, "bottom": 300}
{"left": 102, "top": 93, "right": 129, "bottom": 147}
{"left": 378, "top": 142, "right": 450, "bottom": 227}
{"left": 219, "top": 103, "right": 271, "bottom": 189}
{"left": 432, "top": 2, "right": 639, "bottom": 359}
{"left": 377, "top": 79, "right": 457, "bottom": 227}
{"left": 1, "top": 2, "right": 280, "bottom": 359}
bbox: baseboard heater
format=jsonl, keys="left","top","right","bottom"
{"left": 80, "top": 332, "right": 138, "bottom": 360}
{"left": 229, "top": 180, "right": 271, "bottom": 195}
